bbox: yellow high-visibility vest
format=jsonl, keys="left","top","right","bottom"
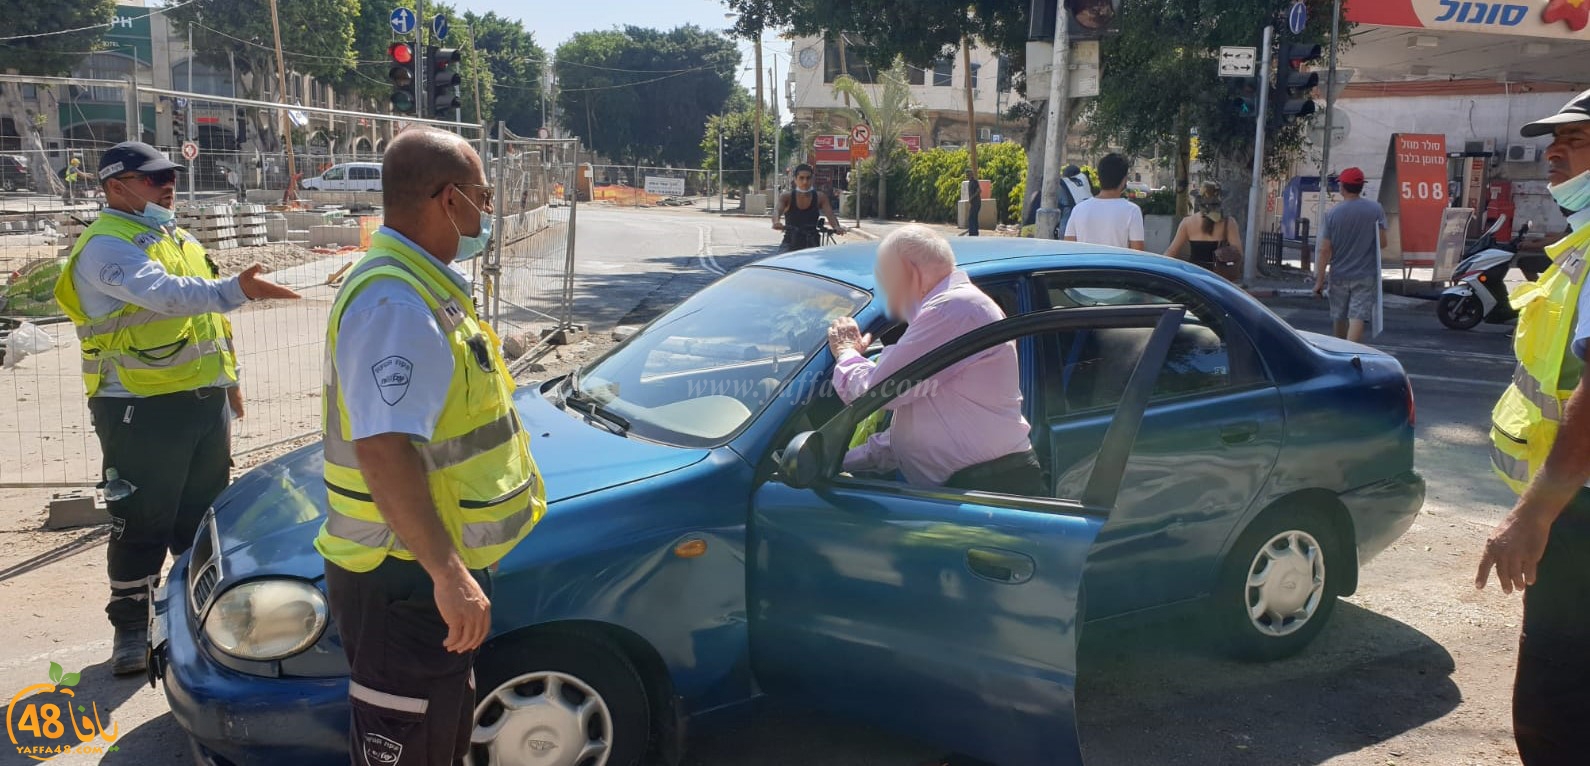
{"left": 315, "top": 233, "right": 545, "bottom": 573}
{"left": 54, "top": 214, "right": 238, "bottom": 397}
{"left": 1490, "top": 224, "right": 1590, "bottom": 493}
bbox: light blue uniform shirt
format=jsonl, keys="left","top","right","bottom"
{"left": 334, "top": 228, "right": 467, "bottom": 443}
{"left": 71, "top": 209, "right": 248, "bottom": 398}
{"left": 1566, "top": 208, "right": 1590, "bottom": 361}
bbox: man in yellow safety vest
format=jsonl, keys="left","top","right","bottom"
{"left": 316, "top": 127, "right": 545, "bottom": 766}
{"left": 54, "top": 141, "right": 299, "bottom": 674}
{"left": 1477, "top": 88, "right": 1590, "bottom": 764}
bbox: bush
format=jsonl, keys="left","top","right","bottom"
{"left": 847, "top": 154, "right": 910, "bottom": 219}
{"left": 1135, "top": 188, "right": 1178, "bottom": 217}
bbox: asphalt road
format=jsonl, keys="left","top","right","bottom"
{"left": 0, "top": 206, "right": 1523, "bottom": 766}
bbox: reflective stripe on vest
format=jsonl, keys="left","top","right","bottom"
{"left": 1491, "top": 443, "right": 1530, "bottom": 484}
{"left": 323, "top": 482, "right": 538, "bottom": 549}
{"left": 74, "top": 308, "right": 173, "bottom": 340}
{"left": 321, "top": 375, "right": 522, "bottom": 472}
{"left": 83, "top": 336, "right": 232, "bottom": 374}
{"left": 1511, "top": 365, "right": 1565, "bottom": 422}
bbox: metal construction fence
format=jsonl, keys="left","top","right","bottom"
{"left": 585, "top": 165, "right": 721, "bottom": 209}
{"left": 482, "top": 127, "right": 580, "bottom": 374}
{"left": 0, "top": 76, "right": 495, "bottom": 486}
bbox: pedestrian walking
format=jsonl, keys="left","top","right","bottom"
{"left": 965, "top": 168, "right": 981, "bottom": 237}
{"left": 1312, "top": 167, "right": 1387, "bottom": 342}
{"left": 52, "top": 141, "right": 299, "bottom": 674}
{"left": 1165, "top": 181, "right": 1243, "bottom": 279}
{"left": 317, "top": 127, "right": 546, "bottom": 766}
{"left": 1478, "top": 88, "right": 1590, "bottom": 766}
{"left": 1063, "top": 154, "right": 1144, "bottom": 250}
{"left": 1024, "top": 165, "right": 1093, "bottom": 239}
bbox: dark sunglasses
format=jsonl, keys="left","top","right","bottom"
{"left": 431, "top": 182, "right": 494, "bottom": 206}
{"left": 113, "top": 168, "right": 179, "bottom": 187}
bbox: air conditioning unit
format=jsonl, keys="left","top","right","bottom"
{"left": 978, "top": 127, "right": 993, "bottom": 141}
{"left": 1506, "top": 143, "right": 1540, "bottom": 163}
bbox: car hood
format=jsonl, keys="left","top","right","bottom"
{"left": 209, "top": 386, "right": 709, "bottom": 580}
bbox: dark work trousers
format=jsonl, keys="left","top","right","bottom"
{"left": 326, "top": 557, "right": 491, "bottom": 766}
{"left": 89, "top": 388, "right": 231, "bottom": 629}
{"left": 944, "top": 450, "right": 1044, "bottom": 496}
{"left": 1514, "top": 489, "right": 1590, "bottom": 764}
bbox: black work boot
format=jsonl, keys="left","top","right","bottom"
{"left": 110, "top": 626, "right": 148, "bottom": 676}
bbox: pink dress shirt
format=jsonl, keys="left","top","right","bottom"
{"left": 834, "top": 270, "right": 1033, "bottom": 486}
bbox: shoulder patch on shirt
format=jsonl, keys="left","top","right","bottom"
{"left": 132, "top": 232, "right": 161, "bottom": 251}
{"left": 98, "top": 263, "right": 125, "bottom": 287}
{"left": 371, "top": 355, "right": 414, "bottom": 406}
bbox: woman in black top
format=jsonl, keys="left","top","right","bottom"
{"left": 1166, "top": 181, "right": 1243, "bottom": 271}
{"left": 773, "top": 164, "right": 846, "bottom": 251}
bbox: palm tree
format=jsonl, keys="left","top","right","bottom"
{"left": 833, "top": 59, "right": 923, "bottom": 220}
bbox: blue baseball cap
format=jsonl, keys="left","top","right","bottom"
{"left": 97, "top": 141, "right": 184, "bottom": 181}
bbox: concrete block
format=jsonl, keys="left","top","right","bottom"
{"left": 309, "top": 225, "right": 361, "bottom": 248}
{"left": 265, "top": 219, "right": 289, "bottom": 242}
{"left": 957, "top": 200, "right": 998, "bottom": 229}
{"left": 611, "top": 325, "right": 640, "bottom": 341}
{"left": 540, "top": 324, "right": 588, "bottom": 345}
{"left": 745, "top": 193, "right": 768, "bottom": 216}
{"left": 285, "top": 211, "right": 333, "bottom": 231}
{"left": 45, "top": 490, "right": 108, "bottom": 530}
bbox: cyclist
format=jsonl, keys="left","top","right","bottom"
{"left": 773, "top": 163, "right": 846, "bottom": 251}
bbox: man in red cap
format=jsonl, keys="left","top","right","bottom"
{"left": 1313, "top": 166, "right": 1387, "bottom": 342}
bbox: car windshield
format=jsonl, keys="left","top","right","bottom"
{"left": 572, "top": 267, "right": 868, "bottom": 447}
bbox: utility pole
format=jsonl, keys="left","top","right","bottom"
{"left": 962, "top": 36, "right": 979, "bottom": 178}
{"left": 1314, "top": 0, "right": 1343, "bottom": 276}
{"left": 415, "top": 0, "right": 427, "bottom": 123}
{"left": 1035, "top": 2, "right": 1071, "bottom": 240}
{"left": 267, "top": 0, "right": 296, "bottom": 202}
{"left": 1243, "top": 26, "right": 1275, "bottom": 284}
{"left": 187, "top": 23, "right": 195, "bottom": 205}
{"left": 771, "top": 60, "right": 780, "bottom": 194}
{"left": 753, "top": 32, "right": 763, "bottom": 198}
{"left": 718, "top": 130, "right": 724, "bottom": 212}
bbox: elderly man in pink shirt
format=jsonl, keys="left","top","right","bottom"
{"left": 826, "top": 224, "right": 1041, "bottom": 495}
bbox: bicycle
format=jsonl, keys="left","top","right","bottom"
{"left": 780, "top": 222, "right": 838, "bottom": 252}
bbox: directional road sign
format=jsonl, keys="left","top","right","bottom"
{"left": 1218, "top": 46, "right": 1257, "bottom": 78}
{"left": 390, "top": 7, "right": 416, "bottom": 35}
{"left": 1288, "top": 1, "right": 1308, "bottom": 35}
{"left": 850, "top": 124, "right": 871, "bottom": 145}
{"left": 432, "top": 14, "right": 450, "bottom": 41}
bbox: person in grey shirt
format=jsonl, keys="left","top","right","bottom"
{"left": 1313, "top": 166, "right": 1388, "bottom": 342}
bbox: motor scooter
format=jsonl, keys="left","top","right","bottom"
{"left": 1437, "top": 216, "right": 1548, "bottom": 330}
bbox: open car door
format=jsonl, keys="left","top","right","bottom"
{"left": 748, "top": 305, "right": 1184, "bottom": 766}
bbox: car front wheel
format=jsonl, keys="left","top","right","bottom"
{"left": 468, "top": 630, "right": 651, "bottom": 766}
{"left": 1216, "top": 507, "right": 1342, "bottom": 662}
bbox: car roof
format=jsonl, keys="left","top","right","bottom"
{"left": 757, "top": 238, "right": 1220, "bottom": 291}
{"left": 331, "top": 162, "right": 380, "bottom": 168}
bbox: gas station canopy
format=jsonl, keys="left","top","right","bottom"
{"left": 1344, "top": 0, "right": 1590, "bottom": 83}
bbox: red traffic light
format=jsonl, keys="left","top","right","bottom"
{"left": 388, "top": 42, "right": 414, "bottom": 65}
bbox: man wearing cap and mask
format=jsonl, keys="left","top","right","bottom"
{"left": 1478, "top": 88, "right": 1590, "bottom": 764}
{"left": 52, "top": 141, "right": 299, "bottom": 675}
{"left": 317, "top": 127, "right": 546, "bottom": 766}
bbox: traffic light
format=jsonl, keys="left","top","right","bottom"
{"left": 1029, "top": 0, "right": 1121, "bottom": 41}
{"left": 388, "top": 42, "right": 417, "bottom": 115}
{"left": 426, "top": 46, "right": 462, "bottom": 117}
{"left": 172, "top": 98, "right": 187, "bottom": 141}
{"left": 1270, "top": 42, "right": 1322, "bottom": 129}
{"left": 1228, "top": 77, "right": 1259, "bottom": 117}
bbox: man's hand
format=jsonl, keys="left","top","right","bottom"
{"left": 435, "top": 567, "right": 492, "bottom": 653}
{"left": 239, "top": 264, "right": 301, "bottom": 301}
{"left": 1477, "top": 507, "right": 1555, "bottom": 594}
{"left": 833, "top": 225, "right": 848, "bottom": 236}
{"left": 227, "top": 386, "right": 244, "bottom": 419}
{"left": 1313, "top": 278, "right": 1326, "bottom": 297}
{"left": 827, "top": 316, "right": 871, "bottom": 359}
{"left": 773, "top": 221, "right": 784, "bottom": 230}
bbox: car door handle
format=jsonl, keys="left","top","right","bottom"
{"left": 1220, "top": 422, "right": 1259, "bottom": 445}
{"left": 966, "top": 547, "right": 1035, "bottom": 584}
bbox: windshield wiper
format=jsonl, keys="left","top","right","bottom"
{"left": 563, "top": 372, "right": 631, "bottom": 434}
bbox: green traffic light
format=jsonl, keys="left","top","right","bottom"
{"left": 391, "top": 91, "right": 415, "bottom": 114}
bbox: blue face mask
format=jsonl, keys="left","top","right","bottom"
{"left": 1550, "top": 170, "right": 1590, "bottom": 215}
{"left": 130, "top": 200, "right": 175, "bottom": 228}
{"left": 450, "top": 191, "right": 492, "bottom": 262}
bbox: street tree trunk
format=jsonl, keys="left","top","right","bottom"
{"left": 0, "top": 83, "right": 64, "bottom": 195}
{"left": 1175, "top": 106, "right": 1191, "bottom": 218}
{"left": 877, "top": 160, "right": 887, "bottom": 219}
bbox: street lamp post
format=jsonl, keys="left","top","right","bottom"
{"left": 718, "top": 130, "right": 725, "bottom": 212}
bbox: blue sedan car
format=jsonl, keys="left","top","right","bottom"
{"left": 150, "top": 240, "right": 1423, "bottom": 766}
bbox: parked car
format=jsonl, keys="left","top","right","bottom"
{"left": 299, "top": 161, "right": 381, "bottom": 192}
{"left": 149, "top": 240, "right": 1423, "bottom": 766}
{"left": 0, "top": 154, "right": 31, "bottom": 192}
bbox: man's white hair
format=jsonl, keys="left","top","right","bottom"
{"left": 879, "top": 224, "right": 956, "bottom": 272}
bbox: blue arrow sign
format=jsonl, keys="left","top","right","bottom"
{"left": 389, "top": 7, "right": 415, "bottom": 35}
{"left": 1288, "top": 1, "right": 1308, "bottom": 35}
{"left": 432, "top": 14, "right": 450, "bottom": 41}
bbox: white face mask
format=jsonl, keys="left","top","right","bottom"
{"left": 795, "top": 177, "right": 813, "bottom": 192}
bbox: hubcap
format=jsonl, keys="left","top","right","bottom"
{"left": 1244, "top": 530, "right": 1326, "bottom": 637}
{"left": 469, "top": 671, "right": 612, "bottom": 766}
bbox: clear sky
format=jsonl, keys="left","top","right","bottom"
{"left": 460, "top": 0, "right": 789, "bottom": 101}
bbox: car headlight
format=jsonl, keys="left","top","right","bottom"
{"left": 202, "top": 579, "right": 328, "bottom": 661}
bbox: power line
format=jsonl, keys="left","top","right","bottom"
{"left": 0, "top": 0, "right": 201, "bottom": 42}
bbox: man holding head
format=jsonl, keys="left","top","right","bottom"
{"left": 316, "top": 127, "right": 546, "bottom": 765}
{"left": 53, "top": 141, "right": 298, "bottom": 674}
{"left": 826, "top": 224, "right": 1040, "bottom": 495}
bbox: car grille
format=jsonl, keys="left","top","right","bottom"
{"left": 186, "top": 510, "right": 223, "bottom": 619}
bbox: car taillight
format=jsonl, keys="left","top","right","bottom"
{"left": 1405, "top": 374, "right": 1416, "bottom": 427}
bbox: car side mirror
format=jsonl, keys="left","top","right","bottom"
{"left": 777, "top": 431, "right": 827, "bottom": 489}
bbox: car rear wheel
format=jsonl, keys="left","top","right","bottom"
{"left": 1, "top": 178, "right": 15, "bottom": 193}
{"left": 1215, "top": 507, "right": 1342, "bottom": 662}
{"left": 468, "top": 631, "right": 651, "bottom": 766}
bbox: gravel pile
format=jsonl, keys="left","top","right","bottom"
{"left": 212, "top": 242, "right": 327, "bottom": 274}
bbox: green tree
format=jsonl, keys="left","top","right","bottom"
{"left": 465, "top": 11, "right": 547, "bottom": 135}
{"left": 702, "top": 104, "right": 776, "bottom": 190}
{"left": 0, "top": 0, "right": 116, "bottom": 192}
{"left": 555, "top": 25, "right": 739, "bottom": 166}
{"left": 832, "top": 59, "right": 923, "bottom": 219}
{"left": 169, "top": 0, "right": 358, "bottom": 151}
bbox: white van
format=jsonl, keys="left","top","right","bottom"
{"left": 301, "top": 162, "right": 382, "bottom": 192}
